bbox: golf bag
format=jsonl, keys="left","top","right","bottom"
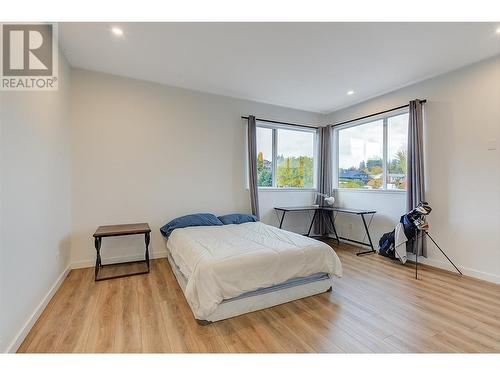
{"left": 378, "top": 230, "right": 396, "bottom": 259}
{"left": 378, "top": 201, "right": 432, "bottom": 261}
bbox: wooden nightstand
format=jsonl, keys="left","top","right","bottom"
{"left": 93, "top": 223, "right": 151, "bottom": 281}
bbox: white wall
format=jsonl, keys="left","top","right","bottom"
{"left": 259, "top": 190, "right": 318, "bottom": 233}
{"left": 326, "top": 56, "right": 500, "bottom": 283}
{"left": 0, "top": 55, "right": 72, "bottom": 352}
{"left": 69, "top": 69, "right": 323, "bottom": 267}
{"left": 332, "top": 190, "right": 406, "bottom": 245}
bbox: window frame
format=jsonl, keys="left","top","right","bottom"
{"left": 256, "top": 121, "right": 319, "bottom": 191}
{"left": 333, "top": 108, "right": 409, "bottom": 192}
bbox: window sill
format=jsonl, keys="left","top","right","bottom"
{"left": 333, "top": 188, "right": 406, "bottom": 195}
{"left": 258, "top": 188, "right": 318, "bottom": 193}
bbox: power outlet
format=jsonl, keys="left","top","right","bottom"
{"left": 487, "top": 138, "right": 497, "bottom": 151}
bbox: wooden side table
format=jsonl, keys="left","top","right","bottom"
{"left": 93, "top": 223, "right": 151, "bottom": 281}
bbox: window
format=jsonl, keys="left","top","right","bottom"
{"left": 256, "top": 123, "right": 317, "bottom": 189}
{"left": 336, "top": 111, "right": 409, "bottom": 190}
{"left": 256, "top": 127, "right": 273, "bottom": 187}
{"left": 387, "top": 113, "right": 409, "bottom": 190}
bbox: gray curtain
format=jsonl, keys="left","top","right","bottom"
{"left": 247, "top": 115, "right": 260, "bottom": 219}
{"left": 407, "top": 99, "right": 426, "bottom": 256}
{"left": 314, "top": 125, "right": 333, "bottom": 235}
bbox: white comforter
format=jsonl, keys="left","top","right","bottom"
{"left": 167, "top": 222, "right": 342, "bottom": 319}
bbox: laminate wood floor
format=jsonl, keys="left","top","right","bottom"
{"left": 18, "top": 242, "right": 500, "bottom": 353}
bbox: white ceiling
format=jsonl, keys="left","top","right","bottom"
{"left": 59, "top": 23, "right": 500, "bottom": 114}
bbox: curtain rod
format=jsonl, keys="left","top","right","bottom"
{"left": 329, "top": 99, "right": 427, "bottom": 128}
{"left": 241, "top": 116, "right": 319, "bottom": 130}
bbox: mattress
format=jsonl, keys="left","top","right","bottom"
{"left": 166, "top": 221, "right": 342, "bottom": 319}
{"left": 166, "top": 246, "right": 333, "bottom": 322}
{"left": 226, "top": 272, "right": 330, "bottom": 302}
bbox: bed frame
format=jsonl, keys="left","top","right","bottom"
{"left": 164, "top": 241, "right": 333, "bottom": 324}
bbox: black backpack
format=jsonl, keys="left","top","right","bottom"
{"left": 378, "top": 230, "right": 396, "bottom": 259}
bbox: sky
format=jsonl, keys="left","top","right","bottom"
{"left": 338, "top": 119, "right": 383, "bottom": 169}
{"left": 387, "top": 113, "right": 408, "bottom": 160}
{"left": 257, "top": 127, "right": 273, "bottom": 160}
{"left": 257, "top": 127, "right": 314, "bottom": 160}
{"left": 338, "top": 113, "right": 408, "bottom": 169}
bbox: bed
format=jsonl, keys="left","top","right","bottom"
{"left": 163, "top": 220, "right": 342, "bottom": 323}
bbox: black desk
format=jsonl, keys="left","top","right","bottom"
{"left": 274, "top": 206, "right": 377, "bottom": 256}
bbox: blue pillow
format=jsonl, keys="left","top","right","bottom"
{"left": 218, "top": 213, "right": 258, "bottom": 225}
{"left": 160, "top": 213, "right": 223, "bottom": 238}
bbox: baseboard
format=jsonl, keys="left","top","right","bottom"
{"left": 71, "top": 250, "right": 168, "bottom": 269}
{"left": 325, "top": 234, "right": 500, "bottom": 284}
{"left": 6, "top": 265, "right": 71, "bottom": 353}
{"left": 6, "top": 250, "right": 168, "bottom": 352}
{"left": 407, "top": 254, "right": 500, "bottom": 284}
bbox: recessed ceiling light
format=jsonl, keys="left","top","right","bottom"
{"left": 496, "top": 27, "right": 500, "bottom": 35}
{"left": 347, "top": 90, "right": 355, "bottom": 96}
{"left": 111, "top": 27, "right": 124, "bottom": 36}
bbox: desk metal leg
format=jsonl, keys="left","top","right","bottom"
{"left": 145, "top": 232, "right": 151, "bottom": 271}
{"left": 356, "top": 214, "right": 376, "bottom": 256}
{"left": 278, "top": 211, "right": 286, "bottom": 229}
{"left": 94, "top": 233, "right": 151, "bottom": 282}
{"left": 327, "top": 211, "right": 340, "bottom": 244}
{"left": 306, "top": 210, "right": 318, "bottom": 236}
{"left": 94, "top": 237, "right": 102, "bottom": 281}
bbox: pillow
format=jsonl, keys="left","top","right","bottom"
{"left": 218, "top": 213, "right": 258, "bottom": 225}
{"left": 160, "top": 213, "right": 223, "bottom": 238}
